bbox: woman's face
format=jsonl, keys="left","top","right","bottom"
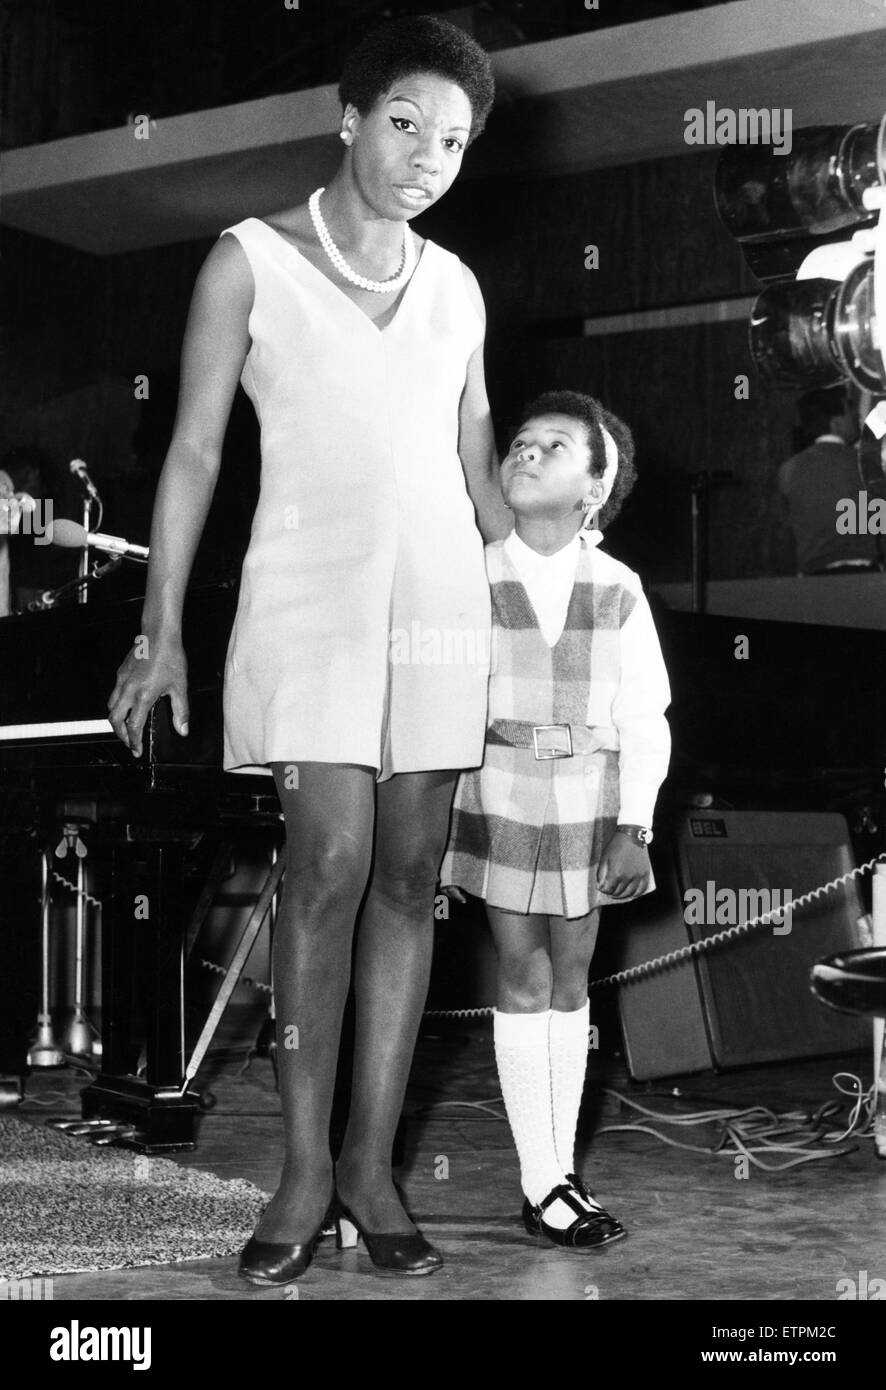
{"left": 343, "top": 72, "right": 473, "bottom": 220}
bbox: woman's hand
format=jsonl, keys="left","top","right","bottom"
{"left": 596, "top": 832, "right": 651, "bottom": 900}
{"left": 108, "top": 633, "right": 189, "bottom": 757}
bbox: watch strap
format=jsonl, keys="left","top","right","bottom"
{"left": 616, "top": 824, "right": 653, "bottom": 845}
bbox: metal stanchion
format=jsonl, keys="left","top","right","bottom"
{"left": 56, "top": 823, "right": 100, "bottom": 1060}
{"left": 27, "top": 847, "right": 64, "bottom": 1067}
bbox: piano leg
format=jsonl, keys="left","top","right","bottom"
{"left": 0, "top": 842, "right": 40, "bottom": 1105}
{"left": 81, "top": 840, "right": 201, "bottom": 1152}
{"left": 144, "top": 843, "right": 188, "bottom": 1088}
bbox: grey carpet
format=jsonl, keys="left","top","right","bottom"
{"left": 0, "top": 1117, "right": 268, "bottom": 1279}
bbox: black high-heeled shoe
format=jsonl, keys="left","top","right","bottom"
{"left": 332, "top": 1195, "right": 443, "bottom": 1276}
{"left": 238, "top": 1194, "right": 336, "bottom": 1286}
{"left": 521, "top": 1180, "right": 627, "bottom": 1249}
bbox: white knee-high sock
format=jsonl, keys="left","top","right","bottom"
{"left": 493, "top": 1009, "right": 564, "bottom": 1207}
{"left": 549, "top": 1000, "right": 591, "bottom": 1178}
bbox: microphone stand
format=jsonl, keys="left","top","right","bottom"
{"left": 675, "top": 469, "right": 738, "bottom": 614}
{"left": 78, "top": 495, "right": 93, "bottom": 605}
{"left": 689, "top": 475, "right": 707, "bottom": 615}
{"left": 27, "top": 554, "right": 122, "bottom": 612}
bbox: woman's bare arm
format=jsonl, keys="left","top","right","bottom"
{"left": 458, "top": 265, "right": 512, "bottom": 543}
{"left": 108, "top": 233, "right": 253, "bottom": 755}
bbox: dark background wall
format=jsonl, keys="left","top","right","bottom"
{"left": 0, "top": 0, "right": 798, "bottom": 600}
{"left": 423, "top": 152, "right": 795, "bottom": 581}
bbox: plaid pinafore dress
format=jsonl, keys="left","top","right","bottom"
{"left": 441, "top": 534, "right": 658, "bottom": 918}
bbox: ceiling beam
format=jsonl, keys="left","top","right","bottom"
{"left": 2, "top": 0, "right": 885, "bottom": 254}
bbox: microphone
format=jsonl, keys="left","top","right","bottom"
{"left": 69, "top": 458, "right": 101, "bottom": 504}
{"left": 49, "top": 517, "right": 149, "bottom": 560}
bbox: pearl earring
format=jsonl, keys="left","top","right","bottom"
{"left": 339, "top": 130, "right": 350, "bottom": 143}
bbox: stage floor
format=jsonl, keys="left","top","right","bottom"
{"left": 14, "top": 1011, "right": 886, "bottom": 1302}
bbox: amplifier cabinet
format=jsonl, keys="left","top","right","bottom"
{"left": 611, "top": 812, "right": 869, "bottom": 1080}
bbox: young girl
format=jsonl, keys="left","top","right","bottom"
{"left": 441, "top": 389, "right": 671, "bottom": 1249}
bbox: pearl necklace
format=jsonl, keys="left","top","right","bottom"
{"left": 308, "top": 187, "right": 415, "bottom": 294}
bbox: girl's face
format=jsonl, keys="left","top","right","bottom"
{"left": 500, "top": 414, "right": 597, "bottom": 521}
{"left": 343, "top": 72, "right": 472, "bottom": 219}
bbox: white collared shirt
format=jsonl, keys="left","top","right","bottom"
{"left": 503, "top": 528, "right": 596, "bottom": 646}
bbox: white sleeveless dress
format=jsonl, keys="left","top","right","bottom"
{"left": 219, "top": 217, "right": 491, "bottom": 778}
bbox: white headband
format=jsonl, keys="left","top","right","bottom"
{"left": 601, "top": 424, "right": 618, "bottom": 475}
{"left": 580, "top": 424, "right": 619, "bottom": 533}
{"left": 593, "top": 424, "right": 619, "bottom": 513}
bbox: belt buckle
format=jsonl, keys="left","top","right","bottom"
{"left": 532, "top": 724, "right": 573, "bottom": 760}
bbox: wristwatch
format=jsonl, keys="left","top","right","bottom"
{"left": 616, "top": 824, "right": 653, "bottom": 846}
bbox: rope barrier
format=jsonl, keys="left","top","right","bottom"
{"left": 50, "top": 851, "right": 886, "bottom": 1018}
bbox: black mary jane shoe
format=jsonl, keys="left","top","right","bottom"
{"left": 238, "top": 1197, "right": 336, "bottom": 1287}
{"left": 566, "top": 1171, "right": 605, "bottom": 1206}
{"left": 521, "top": 1181, "right": 627, "bottom": 1249}
{"left": 566, "top": 1171, "right": 627, "bottom": 1244}
{"left": 333, "top": 1196, "right": 443, "bottom": 1276}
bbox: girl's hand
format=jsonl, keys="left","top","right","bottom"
{"left": 441, "top": 884, "right": 466, "bottom": 905}
{"left": 596, "top": 832, "right": 651, "bottom": 899}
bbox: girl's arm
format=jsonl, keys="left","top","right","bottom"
{"left": 610, "top": 589, "right": 671, "bottom": 826}
{"left": 458, "top": 266, "right": 512, "bottom": 543}
{"left": 107, "top": 233, "right": 254, "bottom": 755}
{"left": 598, "top": 588, "right": 671, "bottom": 897}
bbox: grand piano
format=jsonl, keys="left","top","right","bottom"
{"left": 0, "top": 579, "right": 281, "bottom": 1148}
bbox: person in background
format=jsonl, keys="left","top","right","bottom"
{"left": 778, "top": 386, "right": 882, "bottom": 576}
{"left": 0, "top": 446, "right": 61, "bottom": 615}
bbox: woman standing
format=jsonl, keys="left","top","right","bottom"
{"left": 109, "top": 16, "right": 509, "bottom": 1282}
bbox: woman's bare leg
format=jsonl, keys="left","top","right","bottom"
{"left": 253, "top": 761, "right": 375, "bottom": 1244}
{"left": 335, "top": 768, "right": 456, "bottom": 1233}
